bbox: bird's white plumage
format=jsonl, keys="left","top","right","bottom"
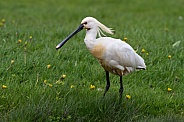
{"left": 81, "top": 17, "right": 146, "bottom": 76}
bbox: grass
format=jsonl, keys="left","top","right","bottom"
{"left": 0, "top": 0, "right": 184, "bottom": 121}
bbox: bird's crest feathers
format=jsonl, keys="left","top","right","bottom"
{"left": 97, "top": 21, "right": 114, "bottom": 37}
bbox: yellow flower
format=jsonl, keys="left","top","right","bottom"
{"left": 47, "top": 64, "right": 51, "bottom": 69}
{"left": 2, "top": 85, "right": 7, "bottom": 89}
{"left": 168, "top": 88, "right": 172, "bottom": 92}
{"left": 70, "top": 85, "right": 75, "bottom": 88}
{"left": 146, "top": 53, "right": 149, "bottom": 55}
{"left": 44, "top": 80, "right": 47, "bottom": 84}
{"left": 29, "top": 36, "right": 32, "bottom": 39}
{"left": 61, "top": 74, "right": 66, "bottom": 79}
{"left": 141, "top": 49, "right": 146, "bottom": 53}
{"left": 11, "top": 60, "right": 14, "bottom": 64}
{"left": 126, "top": 95, "right": 131, "bottom": 99}
{"left": 123, "top": 38, "right": 128, "bottom": 42}
{"left": 90, "top": 85, "right": 95, "bottom": 90}
{"left": 48, "top": 83, "right": 53, "bottom": 87}
{"left": 18, "top": 39, "right": 22, "bottom": 43}
{"left": 2, "top": 19, "right": 5, "bottom": 23}
{"left": 0, "top": 22, "right": 4, "bottom": 26}
{"left": 168, "top": 55, "right": 172, "bottom": 59}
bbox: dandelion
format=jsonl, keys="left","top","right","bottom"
{"left": 2, "top": 19, "right": 5, "bottom": 23}
{"left": 61, "top": 74, "right": 66, "bottom": 79}
{"left": 2, "top": 85, "right": 7, "bottom": 89}
{"left": 29, "top": 36, "right": 32, "bottom": 39}
{"left": 0, "top": 22, "right": 3, "bottom": 27}
{"left": 126, "top": 94, "right": 131, "bottom": 99}
{"left": 70, "top": 85, "right": 75, "bottom": 88}
{"left": 123, "top": 38, "right": 128, "bottom": 42}
{"left": 11, "top": 60, "right": 14, "bottom": 64}
{"left": 141, "top": 48, "right": 146, "bottom": 53}
{"left": 47, "top": 64, "right": 51, "bottom": 69}
{"left": 168, "top": 88, "right": 172, "bottom": 92}
{"left": 44, "top": 80, "right": 47, "bottom": 84}
{"left": 168, "top": 55, "right": 172, "bottom": 59}
{"left": 90, "top": 85, "right": 95, "bottom": 90}
{"left": 48, "top": 83, "right": 53, "bottom": 87}
{"left": 18, "top": 39, "right": 22, "bottom": 43}
{"left": 146, "top": 53, "right": 149, "bottom": 55}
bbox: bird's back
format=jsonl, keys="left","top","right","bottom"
{"left": 90, "top": 37, "right": 146, "bottom": 76}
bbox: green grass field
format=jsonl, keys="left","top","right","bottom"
{"left": 0, "top": 0, "right": 184, "bottom": 121}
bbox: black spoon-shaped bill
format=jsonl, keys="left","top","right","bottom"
{"left": 56, "top": 24, "right": 84, "bottom": 49}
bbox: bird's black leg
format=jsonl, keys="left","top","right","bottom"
{"left": 119, "top": 76, "right": 124, "bottom": 98}
{"left": 104, "top": 71, "right": 110, "bottom": 96}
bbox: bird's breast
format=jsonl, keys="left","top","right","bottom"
{"left": 90, "top": 44, "right": 106, "bottom": 59}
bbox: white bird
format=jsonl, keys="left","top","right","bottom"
{"left": 56, "top": 17, "right": 146, "bottom": 98}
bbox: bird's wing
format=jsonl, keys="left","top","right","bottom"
{"left": 101, "top": 38, "right": 146, "bottom": 70}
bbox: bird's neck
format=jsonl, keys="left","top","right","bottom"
{"left": 84, "top": 29, "right": 97, "bottom": 50}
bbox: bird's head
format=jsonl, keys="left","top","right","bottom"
{"left": 81, "top": 17, "right": 98, "bottom": 31}
{"left": 56, "top": 17, "right": 114, "bottom": 49}
{"left": 81, "top": 17, "right": 114, "bottom": 37}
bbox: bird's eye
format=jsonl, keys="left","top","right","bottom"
{"left": 83, "top": 22, "right": 87, "bottom": 25}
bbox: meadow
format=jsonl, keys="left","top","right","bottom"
{"left": 0, "top": 0, "right": 184, "bottom": 121}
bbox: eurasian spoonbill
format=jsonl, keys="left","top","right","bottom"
{"left": 56, "top": 17, "right": 146, "bottom": 98}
